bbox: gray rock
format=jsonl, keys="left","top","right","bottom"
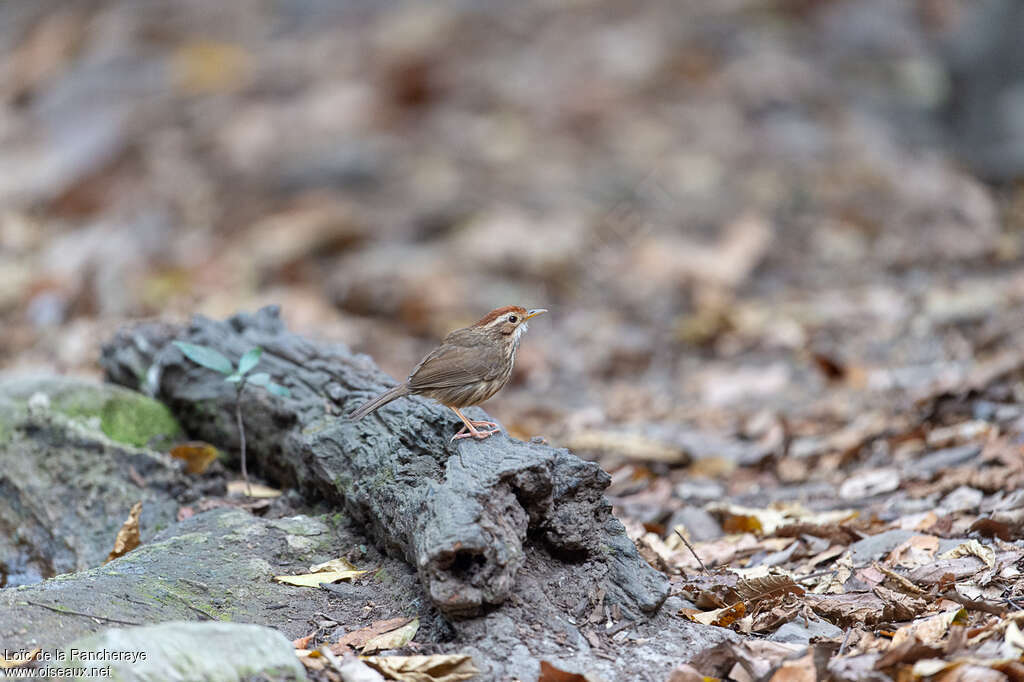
{"left": 939, "top": 486, "right": 984, "bottom": 514}
{"left": 769, "top": 616, "right": 844, "bottom": 645}
{"left": 911, "top": 444, "right": 981, "bottom": 477}
{"left": 0, "top": 508, "right": 356, "bottom": 651}
{"left": 666, "top": 506, "right": 723, "bottom": 542}
{"left": 849, "top": 529, "right": 916, "bottom": 564}
{"left": 62, "top": 621, "right": 305, "bottom": 682}
{"left": 674, "top": 479, "right": 725, "bottom": 503}
{"left": 663, "top": 595, "right": 697, "bottom": 612}
{"left": 0, "top": 374, "right": 187, "bottom": 585}
{"left": 828, "top": 652, "right": 890, "bottom": 682}
{"left": 936, "top": 537, "right": 975, "bottom": 554}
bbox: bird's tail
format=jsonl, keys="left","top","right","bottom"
{"left": 347, "top": 383, "right": 410, "bottom": 421}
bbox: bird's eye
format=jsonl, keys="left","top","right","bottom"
{"left": 508, "top": 315, "right": 518, "bottom": 323}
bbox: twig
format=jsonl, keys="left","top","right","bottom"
{"left": 795, "top": 568, "right": 837, "bottom": 583}
{"left": 940, "top": 590, "right": 1006, "bottom": 616}
{"left": 174, "top": 595, "right": 217, "bottom": 621}
{"left": 23, "top": 600, "right": 141, "bottom": 626}
{"left": 838, "top": 627, "right": 852, "bottom": 656}
{"left": 797, "top": 562, "right": 870, "bottom": 584}
{"left": 236, "top": 384, "right": 250, "bottom": 497}
{"left": 674, "top": 528, "right": 708, "bottom": 574}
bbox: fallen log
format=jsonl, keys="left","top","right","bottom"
{"left": 101, "top": 306, "right": 668, "bottom": 620}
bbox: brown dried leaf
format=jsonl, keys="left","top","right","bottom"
{"left": 710, "top": 503, "right": 856, "bottom": 537}
{"left": 169, "top": 441, "right": 220, "bottom": 474}
{"left": 810, "top": 550, "right": 853, "bottom": 594}
{"left": 969, "top": 517, "right": 1014, "bottom": 541}
{"left": 768, "top": 651, "right": 816, "bottom": 682}
{"left": 735, "top": 575, "right": 805, "bottom": 609}
{"left": 886, "top": 535, "right": 939, "bottom": 570}
{"left": 1001, "top": 620, "right": 1024, "bottom": 658}
{"left": 710, "top": 504, "right": 788, "bottom": 535}
{"left": 993, "top": 661, "right": 1024, "bottom": 679}
{"left": 939, "top": 540, "right": 996, "bottom": 569}
{"left": 678, "top": 570, "right": 740, "bottom": 608}
{"left": 689, "top": 601, "right": 746, "bottom": 628}
{"left": 292, "top": 633, "right": 315, "bottom": 650}
{"left": 226, "top": 480, "right": 282, "bottom": 498}
{"left": 873, "top": 562, "right": 927, "bottom": 596}
{"left": 104, "top": 501, "right": 142, "bottom": 564}
{"left": 805, "top": 592, "right": 888, "bottom": 627}
{"left": 799, "top": 544, "right": 846, "bottom": 574}
{"left": 173, "top": 40, "right": 249, "bottom": 95}
{"left": 636, "top": 532, "right": 676, "bottom": 573}
{"left": 296, "top": 649, "right": 326, "bottom": 672}
{"left": 926, "top": 420, "right": 995, "bottom": 449}
{"left": 666, "top": 663, "right": 707, "bottom": 682}
{"left": 361, "top": 617, "right": 419, "bottom": 654}
{"left": 891, "top": 608, "right": 967, "bottom": 647}
{"left": 908, "top": 558, "right": 986, "bottom": 585}
{"left": 775, "top": 522, "right": 860, "bottom": 545}
{"left": 536, "top": 660, "right": 605, "bottom": 682}
{"left": 874, "top": 638, "right": 943, "bottom": 669}
{"left": 0, "top": 648, "right": 41, "bottom": 669}
{"left": 915, "top": 661, "right": 1005, "bottom": 681}
{"left": 690, "top": 639, "right": 804, "bottom": 682}
{"left": 839, "top": 468, "right": 901, "bottom": 500}
{"left": 331, "top": 617, "right": 413, "bottom": 655}
{"left": 364, "top": 654, "right": 480, "bottom": 682}
{"left": 275, "top": 557, "right": 367, "bottom": 588}
{"left": 873, "top": 585, "right": 927, "bottom": 621}
{"left": 678, "top": 533, "right": 762, "bottom": 570}
{"left": 751, "top": 602, "right": 802, "bottom": 633}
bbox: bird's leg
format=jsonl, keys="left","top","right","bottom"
{"left": 450, "top": 407, "right": 501, "bottom": 441}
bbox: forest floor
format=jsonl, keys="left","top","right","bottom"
{"left": 2, "top": 0, "right": 1024, "bottom": 680}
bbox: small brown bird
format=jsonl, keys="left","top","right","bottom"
{"left": 348, "top": 306, "right": 547, "bottom": 441}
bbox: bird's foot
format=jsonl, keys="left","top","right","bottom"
{"left": 451, "top": 425, "right": 501, "bottom": 442}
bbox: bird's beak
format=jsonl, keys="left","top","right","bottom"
{"left": 525, "top": 308, "right": 548, "bottom": 320}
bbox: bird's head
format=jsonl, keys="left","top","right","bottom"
{"left": 473, "top": 305, "right": 547, "bottom": 341}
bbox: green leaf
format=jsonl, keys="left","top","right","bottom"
{"left": 267, "top": 383, "right": 291, "bottom": 398}
{"left": 173, "top": 342, "right": 234, "bottom": 375}
{"left": 238, "top": 348, "right": 262, "bottom": 376}
{"left": 246, "top": 372, "right": 271, "bottom": 387}
{"left": 225, "top": 374, "right": 243, "bottom": 383}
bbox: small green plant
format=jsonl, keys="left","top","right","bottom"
{"left": 173, "top": 342, "right": 290, "bottom": 496}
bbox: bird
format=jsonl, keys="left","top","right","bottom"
{"left": 348, "top": 306, "right": 547, "bottom": 441}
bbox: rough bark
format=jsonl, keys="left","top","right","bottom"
{"left": 101, "top": 306, "right": 668, "bottom": 620}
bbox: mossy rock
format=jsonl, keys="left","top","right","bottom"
{"left": 0, "top": 398, "right": 15, "bottom": 445}
{"left": 63, "top": 621, "right": 306, "bottom": 682}
{"left": 0, "top": 374, "right": 182, "bottom": 449}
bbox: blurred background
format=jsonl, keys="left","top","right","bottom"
{"left": 2, "top": 0, "right": 1024, "bottom": 496}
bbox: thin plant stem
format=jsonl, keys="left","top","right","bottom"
{"left": 236, "top": 383, "right": 250, "bottom": 497}
{"left": 674, "top": 528, "right": 709, "bottom": 575}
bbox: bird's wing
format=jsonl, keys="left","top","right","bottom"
{"left": 407, "top": 342, "right": 503, "bottom": 390}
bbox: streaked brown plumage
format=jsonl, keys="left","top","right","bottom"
{"left": 348, "top": 306, "right": 547, "bottom": 440}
